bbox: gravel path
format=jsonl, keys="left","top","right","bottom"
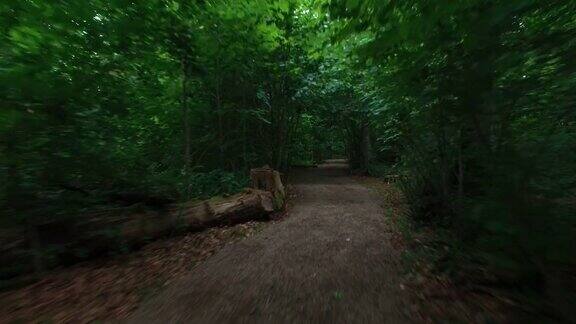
{"left": 128, "top": 160, "right": 410, "bottom": 323}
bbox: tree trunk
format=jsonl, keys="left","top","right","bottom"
{"left": 27, "top": 222, "right": 44, "bottom": 277}
{"left": 360, "top": 119, "right": 371, "bottom": 173}
{"left": 182, "top": 57, "right": 191, "bottom": 170}
{"left": 0, "top": 189, "right": 278, "bottom": 280}
{"left": 250, "top": 166, "right": 286, "bottom": 209}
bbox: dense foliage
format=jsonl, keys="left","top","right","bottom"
{"left": 324, "top": 0, "right": 576, "bottom": 320}
{"left": 0, "top": 0, "right": 336, "bottom": 280}
{"left": 1, "top": 0, "right": 574, "bottom": 319}
{"left": 1, "top": 0, "right": 326, "bottom": 223}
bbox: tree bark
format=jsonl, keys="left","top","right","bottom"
{"left": 182, "top": 57, "right": 191, "bottom": 170}
{"left": 0, "top": 189, "right": 278, "bottom": 280}
{"left": 360, "top": 119, "right": 372, "bottom": 173}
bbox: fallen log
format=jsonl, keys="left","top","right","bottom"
{"left": 41, "top": 188, "right": 277, "bottom": 258}
{"left": 89, "top": 188, "right": 275, "bottom": 246}
{"left": 1, "top": 168, "right": 285, "bottom": 281}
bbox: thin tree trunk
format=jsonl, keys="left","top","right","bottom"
{"left": 242, "top": 90, "right": 248, "bottom": 170}
{"left": 182, "top": 57, "right": 191, "bottom": 171}
{"left": 215, "top": 49, "right": 225, "bottom": 164}
{"left": 360, "top": 119, "right": 371, "bottom": 173}
{"left": 27, "top": 222, "right": 44, "bottom": 277}
{"left": 457, "top": 135, "right": 465, "bottom": 200}
{"left": 216, "top": 76, "right": 224, "bottom": 160}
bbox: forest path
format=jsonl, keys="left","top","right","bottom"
{"left": 128, "top": 159, "right": 410, "bottom": 323}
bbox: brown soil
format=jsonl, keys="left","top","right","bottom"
{"left": 129, "top": 160, "right": 411, "bottom": 323}
{"left": 0, "top": 222, "right": 266, "bottom": 323}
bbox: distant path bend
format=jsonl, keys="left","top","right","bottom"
{"left": 129, "top": 159, "right": 410, "bottom": 323}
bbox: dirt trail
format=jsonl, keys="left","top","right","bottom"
{"left": 129, "top": 160, "right": 410, "bottom": 323}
